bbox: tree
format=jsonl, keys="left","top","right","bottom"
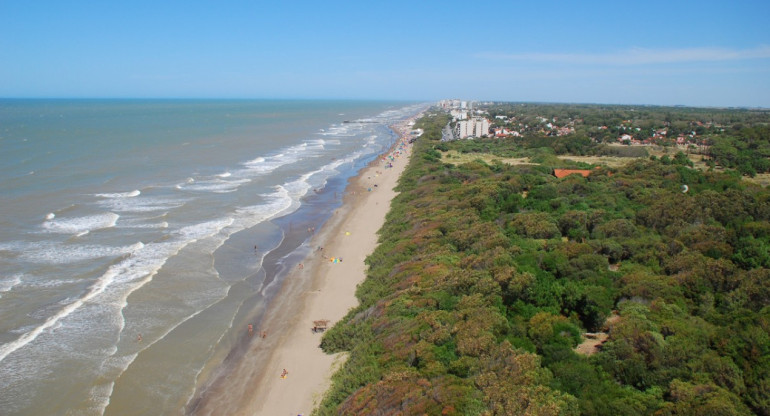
{"left": 476, "top": 342, "right": 580, "bottom": 415}
{"left": 658, "top": 379, "right": 753, "bottom": 416}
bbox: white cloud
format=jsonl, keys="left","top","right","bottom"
{"left": 477, "top": 46, "right": 770, "bottom": 66}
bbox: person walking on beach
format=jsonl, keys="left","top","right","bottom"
{"left": 248, "top": 324, "right": 253, "bottom": 336}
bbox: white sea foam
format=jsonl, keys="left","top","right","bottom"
{"left": 17, "top": 277, "right": 84, "bottom": 289}
{"left": 45, "top": 213, "right": 55, "bottom": 220}
{"left": 90, "top": 273, "right": 229, "bottom": 415}
{"left": 241, "top": 139, "right": 326, "bottom": 176}
{"left": 98, "top": 196, "right": 185, "bottom": 213}
{"left": 283, "top": 174, "right": 315, "bottom": 200}
{"left": 15, "top": 241, "right": 144, "bottom": 264}
{"left": 235, "top": 186, "right": 294, "bottom": 223}
{"left": 193, "top": 139, "right": 331, "bottom": 192}
{"left": 177, "top": 178, "right": 251, "bottom": 193}
{"left": 295, "top": 154, "right": 356, "bottom": 195}
{"left": 117, "top": 220, "right": 169, "bottom": 229}
{"left": 304, "top": 141, "right": 325, "bottom": 151}
{"left": 175, "top": 218, "right": 234, "bottom": 241}
{"left": 242, "top": 153, "right": 294, "bottom": 175}
{"left": 0, "top": 214, "right": 233, "bottom": 366}
{"left": 41, "top": 212, "right": 119, "bottom": 235}
{"left": 0, "top": 274, "right": 23, "bottom": 292}
{"left": 95, "top": 190, "right": 141, "bottom": 198}
{"left": 244, "top": 156, "right": 265, "bottom": 165}
{"left": 0, "top": 245, "right": 150, "bottom": 363}
{"left": 318, "top": 125, "right": 355, "bottom": 137}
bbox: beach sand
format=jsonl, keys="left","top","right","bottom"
{"left": 188, "top": 120, "right": 416, "bottom": 416}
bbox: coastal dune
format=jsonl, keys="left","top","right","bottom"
{"left": 189, "top": 121, "right": 415, "bottom": 416}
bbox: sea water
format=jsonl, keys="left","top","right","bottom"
{"left": 0, "top": 99, "right": 425, "bottom": 415}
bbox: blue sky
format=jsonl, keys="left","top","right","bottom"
{"left": 1, "top": 0, "right": 769, "bottom": 107}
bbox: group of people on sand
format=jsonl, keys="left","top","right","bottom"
{"left": 247, "top": 325, "right": 288, "bottom": 379}
{"left": 247, "top": 324, "right": 267, "bottom": 338}
{"left": 380, "top": 137, "right": 411, "bottom": 168}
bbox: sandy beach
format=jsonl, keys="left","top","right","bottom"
{"left": 188, "top": 118, "right": 417, "bottom": 416}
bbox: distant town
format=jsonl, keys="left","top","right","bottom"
{"left": 440, "top": 99, "right": 711, "bottom": 149}
{"left": 435, "top": 99, "right": 770, "bottom": 179}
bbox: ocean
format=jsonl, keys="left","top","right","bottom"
{"left": 0, "top": 99, "right": 426, "bottom": 415}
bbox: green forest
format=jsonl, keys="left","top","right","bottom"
{"left": 315, "top": 107, "right": 770, "bottom": 416}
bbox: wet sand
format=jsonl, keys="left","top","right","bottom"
{"left": 188, "top": 119, "right": 417, "bottom": 415}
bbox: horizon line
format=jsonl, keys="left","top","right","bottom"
{"left": 2, "top": 97, "right": 766, "bottom": 110}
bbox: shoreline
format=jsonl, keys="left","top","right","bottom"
{"left": 188, "top": 117, "right": 418, "bottom": 415}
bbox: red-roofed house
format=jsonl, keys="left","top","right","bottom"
{"left": 553, "top": 168, "right": 597, "bottom": 179}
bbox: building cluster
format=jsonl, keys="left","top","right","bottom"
{"left": 439, "top": 99, "right": 467, "bottom": 110}
{"left": 440, "top": 100, "right": 585, "bottom": 140}
{"left": 455, "top": 118, "right": 490, "bottom": 139}
{"left": 492, "top": 127, "right": 521, "bottom": 138}
{"left": 441, "top": 99, "right": 492, "bottom": 139}
{"left": 450, "top": 109, "right": 467, "bottom": 120}
{"left": 436, "top": 100, "right": 719, "bottom": 154}
{"left": 616, "top": 127, "right": 702, "bottom": 148}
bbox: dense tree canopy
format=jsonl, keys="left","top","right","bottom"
{"left": 315, "top": 105, "right": 770, "bottom": 416}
